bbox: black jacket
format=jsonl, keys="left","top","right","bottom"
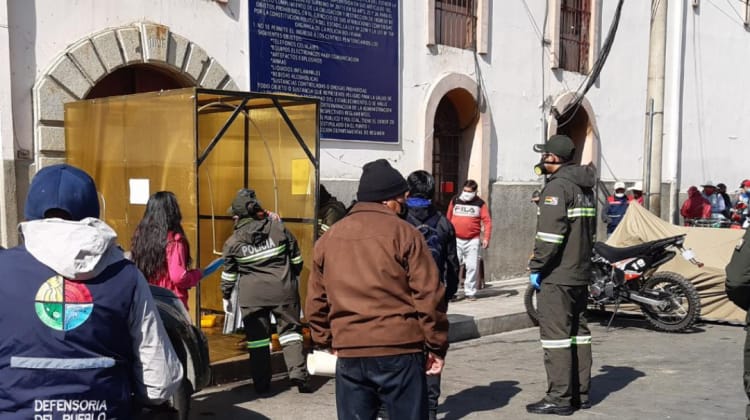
{"left": 220, "top": 217, "right": 303, "bottom": 306}
{"left": 529, "top": 164, "right": 597, "bottom": 285}
{"left": 406, "top": 204, "right": 460, "bottom": 300}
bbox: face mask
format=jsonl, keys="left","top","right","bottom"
{"left": 615, "top": 193, "right": 625, "bottom": 198}
{"left": 460, "top": 191, "right": 476, "bottom": 201}
{"left": 533, "top": 156, "right": 558, "bottom": 176}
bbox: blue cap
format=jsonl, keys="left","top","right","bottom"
{"left": 24, "top": 164, "right": 100, "bottom": 221}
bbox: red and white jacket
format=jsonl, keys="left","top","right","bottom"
{"left": 447, "top": 196, "right": 492, "bottom": 242}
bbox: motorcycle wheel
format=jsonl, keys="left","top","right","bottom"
{"left": 523, "top": 285, "right": 539, "bottom": 326}
{"left": 639, "top": 271, "right": 701, "bottom": 333}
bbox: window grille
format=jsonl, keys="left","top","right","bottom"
{"left": 435, "top": 0, "right": 477, "bottom": 50}
{"left": 559, "top": 0, "right": 591, "bottom": 73}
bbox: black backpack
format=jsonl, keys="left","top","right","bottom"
{"left": 407, "top": 212, "right": 446, "bottom": 283}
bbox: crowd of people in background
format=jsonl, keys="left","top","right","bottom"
{"left": 680, "top": 179, "right": 750, "bottom": 228}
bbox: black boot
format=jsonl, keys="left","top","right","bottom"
{"left": 525, "top": 399, "right": 574, "bottom": 416}
{"left": 292, "top": 378, "right": 313, "bottom": 393}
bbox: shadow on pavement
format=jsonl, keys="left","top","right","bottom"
{"left": 589, "top": 365, "right": 646, "bottom": 406}
{"left": 478, "top": 287, "right": 519, "bottom": 299}
{"left": 439, "top": 380, "right": 521, "bottom": 419}
{"left": 589, "top": 311, "right": 706, "bottom": 334}
{"left": 189, "top": 383, "right": 276, "bottom": 419}
{"left": 189, "top": 375, "right": 331, "bottom": 419}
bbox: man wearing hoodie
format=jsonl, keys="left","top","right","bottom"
{"left": 220, "top": 188, "right": 310, "bottom": 395}
{"left": 527, "top": 135, "right": 597, "bottom": 416}
{"left": 405, "top": 169, "right": 460, "bottom": 420}
{"left": 680, "top": 186, "right": 711, "bottom": 225}
{"left": 0, "top": 164, "right": 182, "bottom": 419}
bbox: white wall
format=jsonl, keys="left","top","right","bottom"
{"left": 678, "top": 1, "right": 750, "bottom": 192}
{"left": 7, "top": 0, "right": 250, "bottom": 154}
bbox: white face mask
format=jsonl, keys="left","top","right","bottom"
{"left": 460, "top": 191, "right": 476, "bottom": 201}
{"left": 615, "top": 193, "right": 625, "bottom": 198}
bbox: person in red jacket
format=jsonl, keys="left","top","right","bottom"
{"left": 131, "top": 191, "right": 202, "bottom": 310}
{"left": 446, "top": 179, "right": 492, "bottom": 301}
{"left": 680, "top": 186, "right": 711, "bottom": 225}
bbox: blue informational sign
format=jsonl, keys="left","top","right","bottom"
{"left": 250, "top": 0, "right": 399, "bottom": 143}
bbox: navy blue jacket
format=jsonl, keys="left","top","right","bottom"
{"left": 604, "top": 195, "right": 629, "bottom": 234}
{"left": 0, "top": 247, "right": 138, "bottom": 419}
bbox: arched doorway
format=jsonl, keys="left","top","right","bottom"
{"left": 433, "top": 98, "right": 462, "bottom": 211}
{"left": 423, "top": 73, "right": 490, "bottom": 208}
{"left": 547, "top": 93, "right": 600, "bottom": 168}
{"left": 430, "top": 86, "right": 483, "bottom": 212}
{"left": 86, "top": 64, "right": 192, "bottom": 99}
{"left": 32, "top": 22, "right": 237, "bottom": 172}
{"left": 555, "top": 105, "right": 590, "bottom": 165}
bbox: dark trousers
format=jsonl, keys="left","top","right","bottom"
{"left": 426, "top": 374, "right": 441, "bottom": 420}
{"left": 336, "top": 352, "right": 428, "bottom": 420}
{"left": 243, "top": 302, "right": 307, "bottom": 392}
{"left": 537, "top": 282, "right": 592, "bottom": 406}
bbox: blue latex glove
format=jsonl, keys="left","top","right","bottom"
{"left": 529, "top": 272, "right": 542, "bottom": 290}
{"left": 202, "top": 257, "right": 224, "bottom": 277}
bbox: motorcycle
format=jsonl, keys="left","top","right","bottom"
{"left": 524, "top": 234, "right": 703, "bottom": 333}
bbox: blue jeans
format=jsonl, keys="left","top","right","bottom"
{"left": 336, "top": 352, "right": 428, "bottom": 420}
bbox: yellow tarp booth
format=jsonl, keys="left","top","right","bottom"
{"left": 607, "top": 203, "right": 746, "bottom": 324}
{"left": 64, "top": 88, "right": 320, "bottom": 324}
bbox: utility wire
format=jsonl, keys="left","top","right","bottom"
{"left": 556, "top": 0, "right": 625, "bottom": 128}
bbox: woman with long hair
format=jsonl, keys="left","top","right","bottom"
{"left": 131, "top": 191, "right": 202, "bottom": 310}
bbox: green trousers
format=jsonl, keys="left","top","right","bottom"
{"left": 537, "top": 282, "right": 592, "bottom": 406}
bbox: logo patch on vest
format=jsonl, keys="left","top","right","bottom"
{"left": 35, "top": 275, "right": 93, "bottom": 331}
{"left": 544, "top": 196, "right": 559, "bottom": 205}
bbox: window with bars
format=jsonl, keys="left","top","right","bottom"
{"left": 435, "top": 0, "right": 477, "bottom": 50}
{"left": 559, "top": 0, "right": 592, "bottom": 73}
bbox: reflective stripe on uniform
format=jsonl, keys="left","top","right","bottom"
{"left": 571, "top": 335, "right": 592, "bottom": 345}
{"left": 278, "top": 332, "right": 303, "bottom": 345}
{"left": 567, "top": 207, "right": 596, "bottom": 217}
{"left": 291, "top": 255, "right": 303, "bottom": 264}
{"left": 247, "top": 338, "right": 271, "bottom": 349}
{"left": 536, "top": 232, "right": 565, "bottom": 244}
{"left": 221, "top": 271, "right": 238, "bottom": 282}
{"left": 236, "top": 244, "right": 288, "bottom": 264}
{"left": 11, "top": 356, "right": 115, "bottom": 370}
{"left": 541, "top": 338, "right": 572, "bottom": 349}
{"left": 320, "top": 224, "right": 330, "bottom": 232}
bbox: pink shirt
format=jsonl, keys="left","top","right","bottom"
{"left": 148, "top": 231, "right": 202, "bottom": 310}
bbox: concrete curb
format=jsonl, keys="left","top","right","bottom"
{"left": 210, "top": 299, "right": 535, "bottom": 385}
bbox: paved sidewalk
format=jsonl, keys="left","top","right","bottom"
{"left": 210, "top": 278, "right": 534, "bottom": 385}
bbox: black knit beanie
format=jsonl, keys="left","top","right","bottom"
{"left": 356, "top": 159, "right": 408, "bottom": 202}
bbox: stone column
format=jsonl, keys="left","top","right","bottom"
{"left": 0, "top": 2, "right": 18, "bottom": 247}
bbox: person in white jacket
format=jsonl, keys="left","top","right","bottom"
{"left": 0, "top": 164, "right": 182, "bottom": 419}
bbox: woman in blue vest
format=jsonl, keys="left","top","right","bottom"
{"left": 0, "top": 164, "right": 183, "bottom": 419}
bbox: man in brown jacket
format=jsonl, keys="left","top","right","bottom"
{"left": 306, "top": 159, "right": 449, "bottom": 420}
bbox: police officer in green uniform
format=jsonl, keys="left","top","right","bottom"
{"left": 220, "top": 188, "right": 311, "bottom": 395}
{"left": 725, "top": 228, "right": 750, "bottom": 419}
{"left": 526, "top": 135, "right": 597, "bottom": 415}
